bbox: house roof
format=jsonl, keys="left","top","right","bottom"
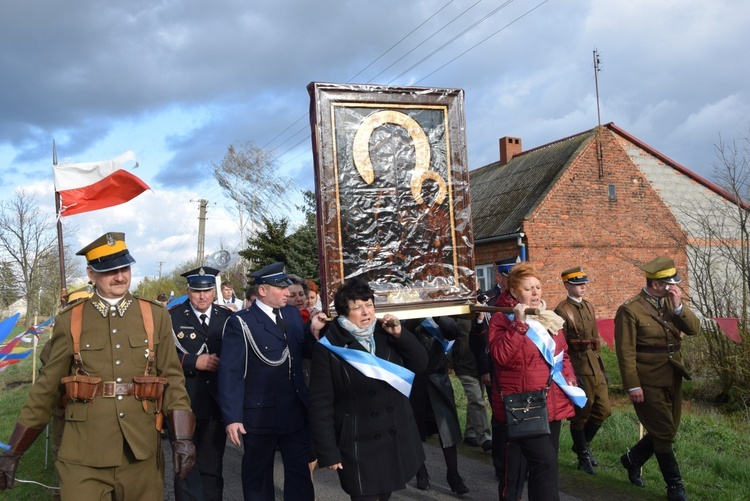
{"left": 469, "top": 127, "right": 597, "bottom": 241}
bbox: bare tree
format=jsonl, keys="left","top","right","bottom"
{"left": 674, "top": 129, "right": 750, "bottom": 413}
{"left": 0, "top": 189, "right": 76, "bottom": 320}
{"left": 212, "top": 142, "right": 296, "bottom": 246}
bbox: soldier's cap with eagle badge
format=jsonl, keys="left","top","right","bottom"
{"left": 181, "top": 266, "right": 220, "bottom": 291}
{"left": 76, "top": 232, "right": 136, "bottom": 272}
{"left": 640, "top": 256, "right": 682, "bottom": 284}
{"left": 561, "top": 266, "right": 590, "bottom": 285}
{"left": 495, "top": 256, "right": 519, "bottom": 276}
{"left": 249, "top": 262, "right": 293, "bottom": 287}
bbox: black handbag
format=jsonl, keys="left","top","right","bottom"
{"left": 502, "top": 375, "right": 552, "bottom": 440}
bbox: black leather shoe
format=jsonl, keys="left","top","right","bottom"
{"left": 416, "top": 464, "right": 430, "bottom": 491}
{"left": 463, "top": 437, "right": 479, "bottom": 447}
{"left": 481, "top": 439, "right": 492, "bottom": 452}
{"left": 446, "top": 472, "right": 469, "bottom": 495}
{"left": 621, "top": 452, "right": 645, "bottom": 487}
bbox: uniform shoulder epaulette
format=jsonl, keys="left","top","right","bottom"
{"left": 621, "top": 295, "right": 640, "bottom": 307}
{"left": 214, "top": 303, "right": 233, "bottom": 312}
{"left": 133, "top": 295, "right": 162, "bottom": 307}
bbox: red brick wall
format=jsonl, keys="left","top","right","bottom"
{"left": 475, "top": 129, "right": 689, "bottom": 318}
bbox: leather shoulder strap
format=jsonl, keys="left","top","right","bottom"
{"left": 562, "top": 302, "right": 579, "bottom": 335}
{"left": 69, "top": 302, "right": 88, "bottom": 374}
{"left": 138, "top": 299, "right": 156, "bottom": 375}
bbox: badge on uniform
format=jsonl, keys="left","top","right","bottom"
{"left": 190, "top": 333, "right": 197, "bottom": 339}
{"left": 177, "top": 332, "right": 185, "bottom": 339}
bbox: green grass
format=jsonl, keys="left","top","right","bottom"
{"left": 0, "top": 330, "right": 58, "bottom": 500}
{"left": 449, "top": 344, "right": 750, "bottom": 501}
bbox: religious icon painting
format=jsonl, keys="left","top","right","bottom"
{"left": 308, "top": 82, "right": 475, "bottom": 315}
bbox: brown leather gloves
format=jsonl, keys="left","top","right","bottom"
{"left": 0, "top": 424, "right": 44, "bottom": 490}
{"left": 168, "top": 410, "right": 196, "bottom": 480}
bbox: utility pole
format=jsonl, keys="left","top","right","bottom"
{"left": 593, "top": 49, "right": 604, "bottom": 178}
{"left": 197, "top": 199, "right": 208, "bottom": 266}
{"left": 157, "top": 261, "right": 165, "bottom": 278}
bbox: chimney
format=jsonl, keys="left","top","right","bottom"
{"left": 499, "top": 136, "right": 522, "bottom": 165}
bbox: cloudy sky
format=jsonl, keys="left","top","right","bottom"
{"left": 2, "top": 0, "right": 748, "bottom": 286}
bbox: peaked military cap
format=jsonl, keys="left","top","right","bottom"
{"left": 76, "top": 232, "right": 136, "bottom": 272}
{"left": 181, "top": 266, "right": 220, "bottom": 290}
{"left": 250, "top": 262, "right": 293, "bottom": 287}
{"left": 561, "top": 266, "right": 590, "bottom": 284}
{"left": 640, "top": 256, "right": 681, "bottom": 284}
{"left": 495, "top": 256, "right": 519, "bottom": 275}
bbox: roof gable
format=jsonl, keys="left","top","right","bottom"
{"left": 470, "top": 128, "right": 597, "bottom": 240}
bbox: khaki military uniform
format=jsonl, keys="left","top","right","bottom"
{"left": 614, "top": 290, "right": 700, "bottom": 453}
{"left": 18, "top": 293, "right": 191, "bottom": 500}
{"left": 554, "top": 297, "right": 611, "bottom": 429}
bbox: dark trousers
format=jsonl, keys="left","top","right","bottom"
{"left": 173, "top": 417, "right": 226, "bottom": 501}
{"left": 493, "top": 417, "right": 527, "bottom": 501}
{"left": 241, "top": 427, "right": 314, "bottom": 501}
{"left": 497, "top": 420, "right": 562, "bottom": 501}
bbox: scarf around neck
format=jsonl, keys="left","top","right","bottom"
{"left": 337, "top": 316, "right": 377, "bottom": 353}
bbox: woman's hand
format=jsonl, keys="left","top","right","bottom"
{"left": 513, "top": 302, "right": 528, "bottom": 323}
{"left": 380, "top": 314, "right": 401, "bottom": 338}
{"left": 310, "top": 312, "right": 328, "bottom": 340}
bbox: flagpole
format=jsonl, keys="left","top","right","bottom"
{"left": 53, "top": 140, "right": 68, "bottom": 308}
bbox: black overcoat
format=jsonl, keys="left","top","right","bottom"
{"left": 309, "top": 321, "right": 427, "bottom": 497}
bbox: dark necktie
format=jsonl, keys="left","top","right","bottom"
{"left": 273, "top": 308, "right": 286, "bottom": 334}
{"left": 200, "top": 313, "right": 208, "bottom": 330}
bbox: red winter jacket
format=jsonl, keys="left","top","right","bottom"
{"left": 488, "top": 293, "right": 576, "bottom": 423}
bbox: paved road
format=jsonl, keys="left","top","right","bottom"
{"left": 163, "top": 439, "right": 583, "bottom": 500}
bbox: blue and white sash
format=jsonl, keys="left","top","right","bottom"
{"left": 509, "top": 315, "right": 588, "bottom": 408}
{"left": 421, "top": 317, "right": 455, "bottom": 354}
{"left": 318, "top": 336, "right": 415, "bottom": 397}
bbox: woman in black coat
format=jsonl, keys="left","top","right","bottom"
{"left": 308, "top": 279, "right": 428, "bottom": 501}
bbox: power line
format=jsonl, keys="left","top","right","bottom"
{"left": 416, "top": 0, "right": 551, "bottom": 84}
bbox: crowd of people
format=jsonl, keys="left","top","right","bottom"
{"left": 0, "top": 231, "right": 697, "bottom": 501}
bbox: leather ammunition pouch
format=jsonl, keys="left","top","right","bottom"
{"left": 133, "top": 376, "right": 168, "bottom": 401}
{"left": 61, "top": 374, "right": 102, "bottom": 403}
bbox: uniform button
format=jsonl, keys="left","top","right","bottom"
{"left": 117, "top": 395, "right": 123, "bottom": 401}
{"left": 112, "top": 329, "right": 118, "bottom": 334}
{"left": 115, "top": 344, "right": 121, "bottom": 349}
{"left": 116, "top": 377, "right": 123, "bottom": 383}
{"left": 144, "top": 339, "right": 148, "bottom": 343}
{"left": 111, "top": 313, "right": 116, "bottom": 317}
{"left": 115, "top": 360, "right": 122, "bottom": 366}
{"left": 119, "top": 412, "right": 125, "bottom": 418}
{"left": 85, "top": 343, "right": 90, "bottom": 348}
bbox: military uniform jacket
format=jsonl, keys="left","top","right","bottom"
{"left": 615, "top": 290, "right": 701, "bottom": 391}
{"left": 170, "top": 300, "right": 232, "bottom": 419}
{"left": 554, "top": 298, "right": 605, "bottom": 377}
{"left": 18, "top": 293, "right": 190, "bottom": 467}
{"left": 218, "top": 302, "right": 312, "bottom": 434}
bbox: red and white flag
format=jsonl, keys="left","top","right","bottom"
{"left": 53, "top": 151, "right": 150, "bottom": 216}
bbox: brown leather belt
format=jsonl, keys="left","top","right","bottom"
{"left": 636, "top": 344, "right": 681, "bottom": 354}
{"left": 96, "top": 381, "right": 135, "bottom": 398}
{"left": 568, "top": 338, "right": 600, "bottom": 351}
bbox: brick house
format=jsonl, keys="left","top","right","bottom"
{"left": 470, "top": 123, "right": 738, "bottom": 318}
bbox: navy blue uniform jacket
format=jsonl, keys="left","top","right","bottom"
{"left": 169, "top": 300, "right": 232, "bottom": 419}
{"left": 218, "top": 303, "right": 310, "bottom": 434}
